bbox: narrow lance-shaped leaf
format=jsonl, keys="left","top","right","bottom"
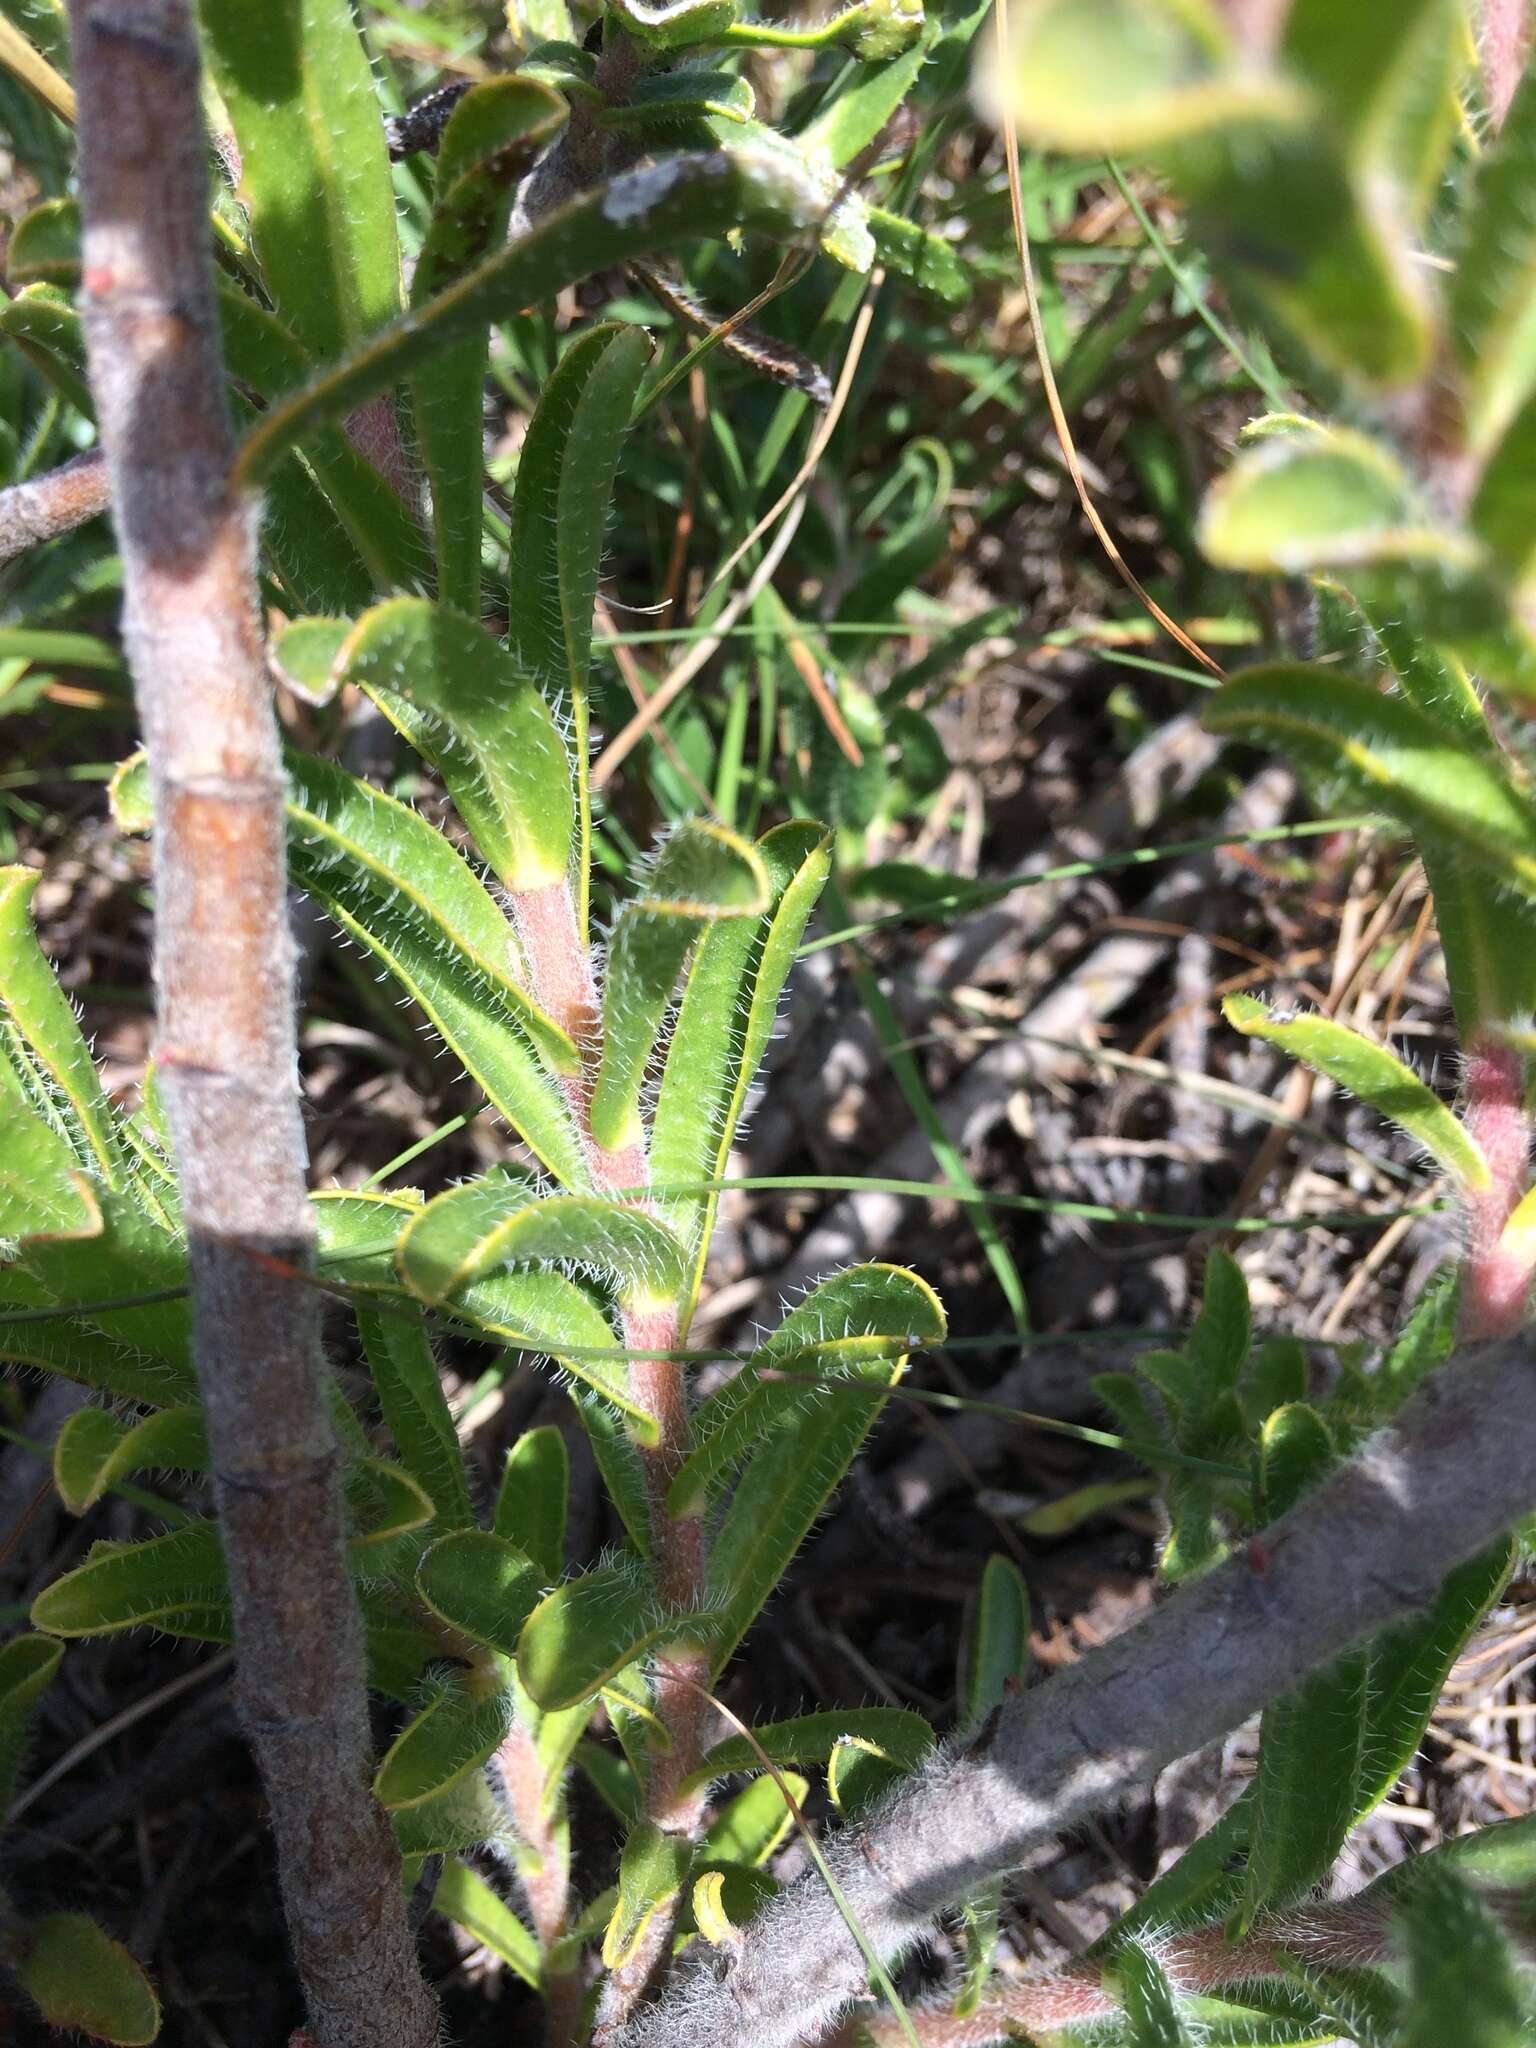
{"left": 0, "top": 1073, "right": 102, "bottom": 1241}
{"left": 557, "top": 323, "right": 649, "bottom": 689}
{"left": 700, "top": 1771, "right": 808, "bottom": 1867}
{"left": 960, "top": 1553, "right": 1030, "bottom": 1730}
{"left": 828, "top": 1725, "right": 935, "bottom": 1816}
{"left": 315, "top": 1191, "right": 659, "bottom": 1439}
{"left": 1105, "top": 1941, "right": 1194, "bottom": 2048}
{"left": 333, "top": 597, "right": 575, "bottom": 892}
{"left": 1397, "top": 1864, "right": 1527, "bottom": 2048}
{"left": 236, "top": 147, "right": 830, "bottom": 487}
{"left": 411, "top": 80, "right": 568, "bottom": 612}
{"left": 669, "top": 1262, "right": 945, "bottom": 1517}
{"left": 651, "top": 821, "right": 831, "bottom": 1313}
{"left": 199, "top": 0, "right": 402, "bottom": 360}
{"left": 1204, "top": 666, "right": 1536, "bottom": 901}
{"left": 398, "top": 1184, "right": 689, "bottom": 1311}
{"left": 687, "top": 1706, "right": 932, "bottom": 1795}
{"left": 1223, "top": 995, "right": 1489, "bottom": 1192}
{"left": 795, "top": 16, "right": 937, "bottom": 168}
{"left": 1451, "top": 58, "right": 1536, "bottom": 457}
{"left": 113, "top": 746, "right": 589, "bottom": 1184}
{"left": 0, "top": 864, "right": 125, "bottom": 1185}
{"left": 428, "top": 1860, "right": 541, "bottom": 1989}
{"left": 1235, "top": 1405, "right": 1365, "bottom": 1936}
{"left": 347, "top": 1458, "right": 437, "bottom": 1548}
{"left": 704, "top": 1266, "right": 945, "bottom": 1667}
{"left": 31, "top": 1522, "right": 228, "bottom": 1638}
{"left": 591, "top": 822, "right": 769, "bottom": 1153}
{"left": 356, "top": 1307, "right": 474, "bottom": 1531}
{"left": 495, "top": 1425, "right": 569, "bottom": 1582}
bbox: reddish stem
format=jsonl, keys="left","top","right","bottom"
{"left": 510, "top": 871, "right": 714, "bottom": 2031}
{"left": 1460, "top": 1035, "right": 1532, "bottom": 1340}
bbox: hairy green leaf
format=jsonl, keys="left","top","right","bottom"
{"left": 1199, "top": 426, "right": 1462, "bottom": 576}
{"left": 603, "top": 1820, "right": 693, "bottom": 1969}
{"left": 960, "top": 1553, "right": 1030, "bottom": 1730}
{"left": 414, "top": 1530, "right": 543, "bottom": 1659}
{"left": 15, "top": 1912, "right": 160, "bottom": 2046}
{"left": 705, "top": 1267, "right": 943, "bottom": 1667}
{"left": 114, "top": 746, "right": 587, "bottom": 1176}
{"left": 51, "top": 1404, "right": 207, "bottom": 1516}
{"left": 590, "top": 821, "right": 770, "bottom": 1152}
{"left": 668, "top": 1262, "right": 945, "bottom": 1517}
{"left": 1398, "top": 1866, "right": 1526, "bottom": 2048}
{"left": 199, "top": 0, "right": 402, "bottom": 361}
{"left": 1452, "top": 60, "right": 1536, "bottom": 458}
{"left": 398, "top": 1184, "right": 689, "bottom": 1311}
{"left": 373, "top": 1667, "right": 515, "bottom": 1809}
{"left": 1205, "top": 666, "right": 1536, "bottom": 898}
{"left": 651, "top": 820, "right": 831, "bottom": 1311}
{"left": 0, "top": 864, "right": 125, "bottom": 1185}
{"left": 1223, "top": 995, "right": 1488, "bottom": 1191}
{"left": 392, "top": 1774, "right": 509, "bottom": 1859}
{"left": 495, "top": 1425, "right": 570, "bottom": 1582}
{"left": 867, "top": 204, "right": 970, "bottom": 303}
{"left": 356, "top": 1307, "right": 474, "bottom": 1531}
{"left": 411, "top": 79, "right": 568, "bottom": 612}
{"left": 0, "top": 1631, "right": 62, "bottom": 1814}
{"left": 334, "top": 597, "right": 575, "bottom": 891}
{"left": 1107, "top": 1942, "right": 1193, "bottom": 2047}
{"left": 689, "top": 1704, "right": 934, "bottom": 1787}
{"left": 429, "top": 1860, "right": 541, "bottom": 1988}
{"left": 700, "top": 1770, "right": 807, "bottom": 1866}
{"left": 31, "top": 1522, "right": 227, "bottom": 1638}
{"left": 518, "top": 1559, "right": 697, "bottom": 1710}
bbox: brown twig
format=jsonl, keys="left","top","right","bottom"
{"left": 617, "top": 1326, "right": 1536, "bottom": 2048}
{"left": 62, "top": 5, "right": 435, "bottom": 2044}
{"left": 0, "top": 449, "right": 110, "bottom": 563}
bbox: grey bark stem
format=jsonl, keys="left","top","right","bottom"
{"left": 0, "top": 449, "right": 110, "bottom": 563}
{"left": 63, "top": 5, "right": 436, "bottom": 2044}
{"left": 617, "top": 1328, "right": 1536, "bottom": 2048}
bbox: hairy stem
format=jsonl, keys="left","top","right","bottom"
{"left": 62, "top": 5, "right": 435, "bottom": 2044}
{"left": 0, "top": 449, "right": 110, "bottom": 564}
{"left": 844, "top": 1891, "right": 1397, "bottom": 2045}
{"left": 512, "top": 875, "right": 713, "bottom": 2030}
{"left": 615, "top": 1329, "right": 1536, "bottom": 2048}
